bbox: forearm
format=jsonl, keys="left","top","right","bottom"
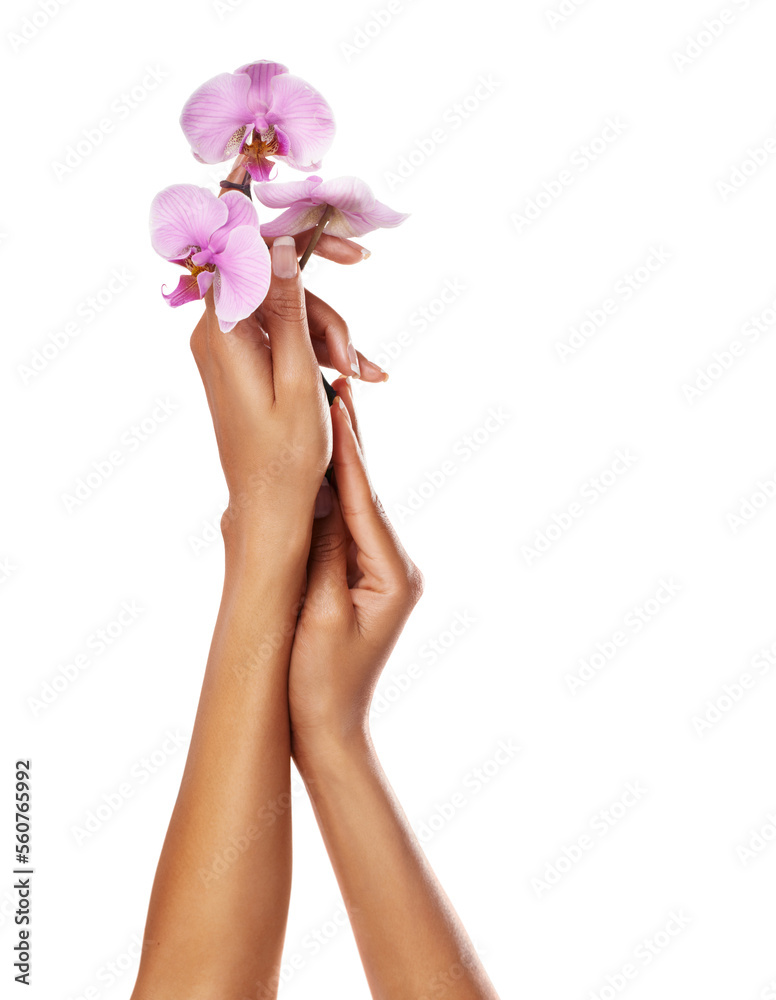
{"left": 132, "top": 517, "right": 310, "bottom": 999}
{"left": 297, "top": 730, "right": 499, "bottom": 1000}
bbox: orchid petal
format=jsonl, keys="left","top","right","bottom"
{"left": 212, "top": 226, "right": 271, "bottom": 325}
{"left": 150, "top": 184, "right": 228, "bottom": 260}
{"left": 180, "top": 71, "right": 254, "bottom": 164}
{"left": 259, "top": 204, "right": 327, "bottom": 238}
{"left": 162, "top": 272, "right": 207, "bottom": 307}
{"left": 253, "top": 177, "right": 321, "bottom": 209}
{"left": 245, "top": 156, "right": 277, "bottom": 182}
{"left": 266, "top": 74, "right": 335, "bottom": 169}
{"left": 361, "top": 200, "right": 411, "bottom": 230}
{"left": 314, "top": 176, "right": 375, "bottom": 213}
{"left": 210, "top": 190, "right": 259, "bottom": 253}
{"left": 236, "top": 60, "right": 288, "bottom": 115}
{"left": 323, "top": 201, "right": 410, "bottom": 239}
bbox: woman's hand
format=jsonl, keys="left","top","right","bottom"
{"left": 288, "top": 378, "right": 424, "bottom": 763}
{"left": 190, "top": 236, "right": 331, "bottom": 538}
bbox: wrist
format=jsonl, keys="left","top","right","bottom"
{"left": 292, "top": 720, "right": 374, "bottom": 784}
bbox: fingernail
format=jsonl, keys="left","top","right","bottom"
{"left": 314, "top": 480, "right": 332, "bottom": 519}
{"left": 360, "top": 247, "right": 371, "bottom": 260}
{"left": 336, "top": 396, "right": 351, "bottom": 421}
{"left": 347, "top": 342, "right": 361, "bottom": 377}
{"left": 272, "top": 236, "right": 297, "bottom": 279}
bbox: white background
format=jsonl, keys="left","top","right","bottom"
{"left": 3, "top": 0, "right": 776, "bottom": 997}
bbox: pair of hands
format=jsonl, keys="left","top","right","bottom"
{"left": 189, "top": 203, "right": 423, "bottom": 763}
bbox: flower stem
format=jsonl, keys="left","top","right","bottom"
{"left": 298, "top": 204, "right": 334, "bottom": 271}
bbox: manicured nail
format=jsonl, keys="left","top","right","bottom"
{"left": 336, "top": 396, "right": 350, "bottom": 421}
{"left": 314, "top": 480, "right": 332, "bottom": 519}
{"left": 272, "top": 236, "right": 297, "bottom": 279}
{"left": 347, "top": 342, "right": 361, "bottom": 377}
{"left": 360, "top": 247, "right": 371, "bottom": 260}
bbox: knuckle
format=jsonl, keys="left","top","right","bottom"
{"left": 406, "top": 563, "right": 425, "bottom": 604}
{"left": 261, "top": 289, "right": 306, "bottom": 326}
{"left": 312, "top": 530, "right": 348, "bottom": 564}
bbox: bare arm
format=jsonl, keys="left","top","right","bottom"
{"left": 290, "top": 383, "right": 500, "bottom": 1000}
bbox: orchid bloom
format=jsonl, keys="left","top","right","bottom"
{"left": 150, "top": 184, "right": 270, "bottom": 332}
{"left": 180, "top": 60, "right": 335, "bottom": 182}
{"left": 253, "top": 175, "right": 409, "bottom": 239}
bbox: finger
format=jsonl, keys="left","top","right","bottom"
{"left": 331, "top": 376, "right": 363, "bottom": 451}
{"left": 305, "top": 290, "right": 388, "bottom": 382}
{"left": 254, "top": 238, "right": 319, "bottom": 397}
{"left": 304, "top": 481, "right": 355, "bottom": 623}
{"left": 265, "top": 231, "right": 370, "bottom": 265}
{"left": 310, "top": 340, "right": 385, "bottom": 385}
{"left": 330, "top": 397, "right": 408, "bottom": 579}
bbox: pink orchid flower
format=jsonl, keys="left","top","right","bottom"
{"left": 150, "top": 184, "right": 270, "bottom": 332}
{"left": 253, "top": 175, "right": 409, "bottom": 239}
{"left": 180, "top": 60, "right": 335, "bottom": 182}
